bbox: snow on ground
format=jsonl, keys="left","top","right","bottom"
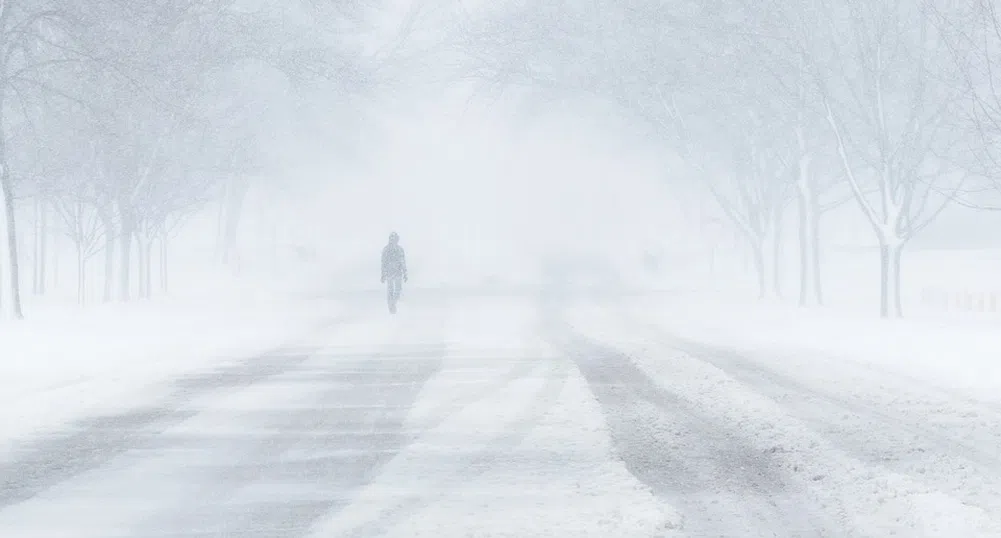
{"left": 560, "top": 242, "right": 1001, "bottom": 536}
{"left": 307, "top": 298, "right": 678, "bottom": 538}
{"left": 627, "top": 290, "right": 1001, "bottom": 405}
{"left": 0, "top": 312, "right": 405, "bottom": 537}
{"left": 0, "top": 264, "right": 342, "bottom": 457}
{"left": 565, "top": 304, "right": 1001, "bottom": 537}
{"left": 622, "top": 245, "right": 1001, "bottom": 403}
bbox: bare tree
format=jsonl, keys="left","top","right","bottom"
{"left": 933, "top": 0, "right": 1001, "bottom": 210}
{"left": 52, "top": 193, "right": 103, "bottom": 304}
{"left": 0, "top": 0, "right": 133, "bottom": 317}
{"left": 0, "top": 0, "right": 391, "bottom": 316}
{"left": 0, "top": 0, "right": 80, "bottom": 319}
{"left": 813, "top": 0, "right": 970, "bottom": 317}
{"left": 655, "top": 88, "right": 795, "bottom": 298}
{"left": 453, "top": 0, "right": 819, "bottom": 298}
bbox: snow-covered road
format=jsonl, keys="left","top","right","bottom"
{"left": 1, "top": 295, "right": 999, "bottom": 537}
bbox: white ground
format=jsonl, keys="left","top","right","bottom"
{"left": 0, "top": 265, "right": 339, "bottom": 458}
{"left": 0, "top": 297, "right": 679, "bottom": 537}
{"left": 565, "top": 301, "right": 1001, "bottom": 536}
{"left": 3, "top": 247, "right": 1001, "bottom": 536}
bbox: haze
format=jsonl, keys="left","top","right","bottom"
{"left": 2, "top": 1, "right": 1001, "bottom": 537}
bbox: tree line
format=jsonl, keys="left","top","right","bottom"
{"left": 0, "top": 0, "right": 386, "bottom": 318}
{"left": 452, "top": 0, "right": 1001, "bottom": 318}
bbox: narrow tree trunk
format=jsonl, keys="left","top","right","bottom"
{"left": 32, "top": 197, "right": 40, "bottom": 295}
{"left": 100, "top": 208, "right": 115, "bottom": 302}
{"left": 136, "top": 234, "right": 147, "bottom": 299}
{"left": 144, "top": 239, "right": 153, "bottom": 299}
{"left": 0, "top": 74, "right": 20, "bottom": 319}
{"left": 811, "top": 210, "right": 823, "bottom": 305}
{"left": 771, "top": 220, "right": 783, "bottom": 298}
{"left": 31, "top": 197, "right": 48, "bottom": 295}
{"left": 794, "top": 78, "right": 821, "bottom": 307}
{"left": 160, "top": 235, "right": 168, "bottom": 292}
{"left": 796, "top": 174, "right": 821, "bottom": 307}
{"left": 0, "top": 79, "right": 21, "bottom": 319}
{"left": 118, "top": 210, "right": 133, "bottom": 301}
{"left": 878, "top": 238, "right": 904, "bottom": 319}
{"left": 38, "top": 198, "right": 46, "bottom": 295}
{"left": 0, "top": 169, "right": 22, "bottom": 319}
{"left": 893, "top": 243, "right": 904, "bottom": 317}
{"left": 797, "top": 191, "right": 811, "bottom": 306}
{"left": 751, "top": 238, "right": 772, "bottom": 299}
{"left": 51, "top": 231, "right": 58, "bottom": 289}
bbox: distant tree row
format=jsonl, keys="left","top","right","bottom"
{"left": 0, "top": 0, "right": 389, "bottom": 318}
{"left": 453, "top": 0, "right": 1001, "bottom": 318}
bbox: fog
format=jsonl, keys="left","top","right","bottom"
{"left": 0, "top": 0, "right": 999, "bottom": 318}
{"left": 9, "top": 3, "right": 1001, "bottom": 536}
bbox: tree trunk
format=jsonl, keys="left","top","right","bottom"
{"left": 751, "top": 237, "right": 774, "bottom": 299}
{"left": 32, "top": 197, "right": 48, "bottom": 295}
{"left": 878, "top": 238, "right": 904, "bottom": 319}
{"left": 118, "top": 209, "right": 133, "bottom": 301}
{"left": 796, "top": 170, "right": 822, "bottom": 307}
{"left": 772, "top": 216, "right": 783, "bottom": 298}
{"left": 892, "top": 243, "right": 904, "bottom": 317}
{"left": 812, "top": 211, "right": 823, "bottom": 305}
{"left": 51, "top": 230, "right": 58, "bottom": 289}
{"left": 0, "top": 78, "right": 20, "bottom": 319}
{"left": 100, "top": 208, "right": 115, "bottom": 302}
{"left": 38, "top": 198, "right": 47, "bottom": 295}
{"left": 136, "top": 234, "right": 147, "bottom": 299}
{"left": 160, "top": 235, "right": 168, "bottom": 292}
{"left": 32, "top": 197, "right": 40, "bottom": 295}
{"left": 144, "top": 239, "right": 153, "bottom": 299}
{"left": 0, "top": 169, "right": 22, "bottom": 319}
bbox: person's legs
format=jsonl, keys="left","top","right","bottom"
{"left": 387, "top": 275, "right": 402, "bottom": 313}
{"left": 387, "top": 278, "right": 396, "bottom": 313}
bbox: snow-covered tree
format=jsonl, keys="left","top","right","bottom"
{"left": 812, "top": 0, "right": 971, "bottom": 317}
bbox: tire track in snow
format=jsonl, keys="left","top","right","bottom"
{"left": 121, "top": 304, "right": 453, "bottom": 537}
{"left": 136, "top": 350, "right": 447, "bottom": 537}
{"left": 557, "top": 324, "right": 830, "bottom": 538}
{"left": 311, "top": 356, "right": 571, "bottom": 538}
{"left": 150, "top": 302, "right": 555, "bottom": 537}
{"left": 408, "top": 353, "right": 543, "bottom": 432}
{"left": 576, "top": 306, "right": 1001, "bottom": 536}
{"left": 0, "top": 314, "right": 356, "bottom": 509}
{"left": 635, "top": 320, "right": 1001, "bottom": 519}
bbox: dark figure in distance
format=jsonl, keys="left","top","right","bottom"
{"left": 381, "top": 232, "right": 408, "bottom": 313}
